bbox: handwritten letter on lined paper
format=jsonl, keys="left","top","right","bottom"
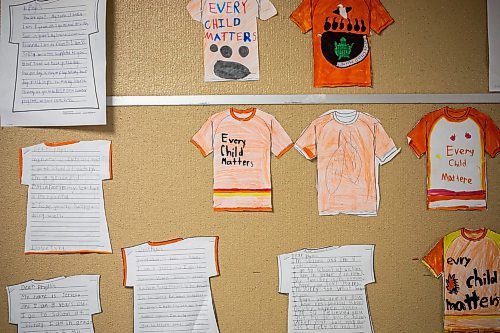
{"left": 7, "top": 275, "right": 101, "bottom": 333}
{"left": 20, "top": 140, "right": 112, "bottom": 254}
{"left": 279, "top": 245, "right": 375, "bottom": 333}
{"left": 0, "top": 0, "right": 106, "bottom": 127}
{"left": 122, "top": 237, "right": 220, "bottom": 333}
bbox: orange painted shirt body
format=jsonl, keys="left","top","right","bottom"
{"left": 423, "top": 229, "right": 500, "bottom": 332}
{"left": 291, "top": 0, "right": 393, "bottom": 87}
{"left": 295, "top": 110, "right": 398, "bottom": 216}
{"left": 192, "top": 108, "right": 293, "bottom": 211}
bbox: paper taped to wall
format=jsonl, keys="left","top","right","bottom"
{"left": 122, "top": 237, "right": 220, "bottom": 333}
{"left": 7, "top": 275, "right": 102, "bottom": 332}
{"left": 20, "top": 140, "right": 112, "bottom": 254}
{"left": 279, "top": 245, "right": 376, "bottom": 333}
{"left": 0, "top": 0, "right": 107, "bottom": 126}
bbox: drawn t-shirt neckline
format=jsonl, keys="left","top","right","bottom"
{"left": 230, "top": 108, "right": 257, "bottom": 121}
{"left": 304, "top": 246, "right": 339, "bottom": 253}
{"left": 332, "top": 110, "right": 359, "bottom": 125}
{"left": 147, "top": 238, "right": 184, "bottom": 247}
{"left": 444, "top": 106, "right": 471, "bottom": 122}
{"left": 461, "top": 228, "right": 487, "bottom": 241}
{"left": 34, "top": 0, "right": 60, "bottom": 3}
{"left": 42, "top": 140, "right": 80, "bottom": 147}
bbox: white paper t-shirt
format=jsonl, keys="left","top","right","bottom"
{"left": 20, "top": 140, "right": 112, "bottom": 254}
{"left": 7, "top": 275, "right": 101, "bottom": 333}
{"left": 279, "top": 245, "right": 375, "bottom": 333}
{"left": 122, "top": 237, "right": 220, "bottom": 333}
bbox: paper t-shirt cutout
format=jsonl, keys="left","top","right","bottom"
{"left": 407, "top": 107, "right": 499, "bottom": 211}
{"left": 295, "top": 110, "right": 399, "bottom": 216}
{"left": 187, "top": 0, "right": 277, "bottom": 81}
{"left": 122, "top": 237, "right": 220, "bottom": 333}
{"left": 8, "top": 0, "right": 99, "bottom": 112}
{"left": 20, "top": 140, "right": 112, "bottom": 253}
{"left": 0, "top": 0, "right": 108, "bottom": 127}
{"left": 7, "top": 275, "right": 101, "bottom": 333}
{"left": 422, "top": 228, "right": 499, "bottom": 332}
{"left": 290, "top": 0, "right": 393, "bottom": 87}
{"left": 191, "top": 108, "right": 293, "bottom": 212}
{"left": 279, "top": 245, "right": 376, "bottom": 333}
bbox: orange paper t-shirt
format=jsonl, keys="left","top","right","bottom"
{"left": 290, "top": 0, "right": 394, "bottom": 87}
{"left": 191, "top": 108, "right": 293, "bottom": 212}
{"left": 423, "top": 228, "right": 500, "bottom": 332}
{"left": 407, "top": 107, "right": 499, "bottom": 211}
{"left": 295, "top": 110, "right": 399, "bottom": 216}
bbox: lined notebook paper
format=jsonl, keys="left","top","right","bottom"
{"left": 122, "top": 237, "right": 220, "bottom": 333}
{"left": 0, "top": 0, "right": 107, "bottom": 126}
{"left": 279, "top": 245, "right": 375, "bottom": 333}
{"left": 20, "top": 140, "right": 112, "bottom": 254}
{"left": 7, "top": 275, "right": 101, "bottom": 333}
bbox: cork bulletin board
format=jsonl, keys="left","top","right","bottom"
{"left": 0, "top": 0, "right": 498, "bottom": 332}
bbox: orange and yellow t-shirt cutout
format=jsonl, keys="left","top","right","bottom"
{"left": 295, "top": 110, "right": 399, "bottom": 216}
{"left": 191, "top": 108, "right": 293, "bottom": 212}
{"left": 423, "top": 228, "right": 500, "bottom": 332}
{"left": 187, "top": 0, "right": 277, "bottom": 82}
{"left": 290, "top": 0, "right": 393, "bottom": 87}
{"left": 407, "top": 107, "right": 499, "bottom": 211}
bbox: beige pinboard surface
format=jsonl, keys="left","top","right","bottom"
{"left": 0, "top": 0, "right": 498, "bottom": 332}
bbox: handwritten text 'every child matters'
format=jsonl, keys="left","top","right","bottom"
{"left": 221, "top": 133, "right": 254, "bottom": 167}
{"left": 446, "top": 256, "right": 498, "bottom": 312}
{"left": 204, "top": 1, "right": 257, "bottom": 42}
{"left": 441, "top": 145, "right": 475, "bottom": 184}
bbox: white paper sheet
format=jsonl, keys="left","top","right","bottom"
{"left": 7, "top": 275, "right": 101, "bottom": 333}
{"left": 122, "top": 237, "right": 220, "bottom": 333}
{"left": 488, "top": 0, "right": 500, "bottom": 91}
{"left": 20, "top": 140, "right": 112, "bottom": 254}
{"left": 279, "top": 245, "right": 375, "bottom": 333}
{"left": 0, "top": 0, "right": 107, "bottom": 126}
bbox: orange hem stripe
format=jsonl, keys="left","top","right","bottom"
{"left": 421, "top": 259, "right": 439, "bottom": 278}
{"left": 109, "top": 142, "right": 113, "bottom": 180}
{"left": 427, "top": 194, "right": 486, "bottom": 202}
{"left": 43, "top": 140, "right": 79, "bottom": 147}
{"left": 408, "top": 141, "right": 425, "bottom": 158}
{"left": 25, "top": 250, "right": 112, "bottom": 255}
{"left": 214, "top": 207, "right": 272, "bottom": 212}
{"left": 190, "top": 139, "right": 208, "bottom": 157}
{"left": 19, "top": 148, "right": 23, "bottom": 182}
{"left": 277, "top": 143, "right": 294, "bottom": 159}
{"left": 121, "top": 248, "right": 127, "bottom": 286}
{"left": 373, "top": 17, "right": 394, "bottom": 35}
{"left": 214, "top": 188, "right": 271, "bottom": 193}
{"left": 214, "top": 236, "right": 220, "bottom": 276}
{"left": 148, "top": 238, "right": 183, "bottom": 247}
{"left": 290, "top": 13, "right": 310, "bottom": 33}
{"left": 303, "top": 147, "right": 315, "bottom": 159}
{"left": 429, "top": 206, "right": 486, "bottom": 211}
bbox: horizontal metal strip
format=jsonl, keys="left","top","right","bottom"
{"left": 107, "top": 94, "right": 500, "bottom": 106}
